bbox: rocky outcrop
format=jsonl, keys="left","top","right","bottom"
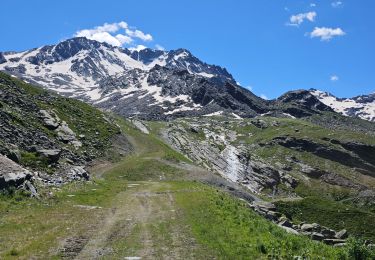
{"left": 162, "top": 119, "right": 297, "bottom": 194}
{"left": 39, "top": 109, "right": 82, "bottom": 148}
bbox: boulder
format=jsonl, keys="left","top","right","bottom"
{"left": 321, "top": 228, "right": 336, "bottom": 239}
{"left": 36, "top": 149, "right": 61, "bottom": 163}
{"left": 300, "top": 224, "right": 314, "bottom": 232}
{"left": 335, "top": 229, "right": 348, "bottom": 239}
{"left": 278, "top": 225, "right": 300, "bottom": 235}
{"left": 301, "top": 223, "right": 320, "bottom": 232}
{"left": 0, "top": 155, "right": 32, "bottom": 189}
{"left": 39, "top": 110, "right": 60, "bottom": 130}
{"left": 311, "top": 232, "right": 325, "bottom": 241}
{"left": 66, "top": 166, "right": 89, "bottom": 181}
{"left": 279, "top": 219, "right": 293, "bottom": 228}
{"left": 57, "top": 121, "right": 76, "bottom": 142}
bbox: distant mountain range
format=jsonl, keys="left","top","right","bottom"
{"left": 0, "top": 37, "right": 373, "bottom": 121}
{"left": 310, "top": 89, "right": 375, "bottom": 122}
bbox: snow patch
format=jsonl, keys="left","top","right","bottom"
{"left": 203, "top": 111, "right": 224, "bottom": 117}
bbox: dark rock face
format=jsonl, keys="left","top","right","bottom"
{"left": 0, "top": 52, "right": 6, "bottom": 64}
{"left": 27, "top": 38, "right": 112, "bottom": 66}
{"left": 275, "top": 90, "right": 334, "bottom": 118}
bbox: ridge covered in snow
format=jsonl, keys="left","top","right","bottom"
{"left": 310, "top": 89, "right": 375, "bottom": 122}
{"left": 0, "top": 37, "right": 235, "bottom": 118}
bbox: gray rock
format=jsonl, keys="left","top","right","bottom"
{"left": 39, "top": 110, "right": 60, "bottom": 130}
{"left": 310, "top": 232, "right": 325, "bottom": 241}
{"left": 36, "top": 149, "right": 61, "bottom": 163}
{"left": 279, "top": 219, "right": 293, "bottom": 228}
{"left": 300, "top": 224, "right": 315, "bottom": 232}
{"left": 0, "top": 155, "right": 32, "bottom": 189}
{"left": 57, "top": 121, "right": 76, "bottom": 142}
{"left": 278, "top": 225, "right": 300, "bottom": 235}
{"left": 66, "top": 166, "right": 89, "bottom": 180}
{"left": 321, "top": 228, "right": 336, "bottom": 239}
{"left": 335, "top": 229, "right": 348, "bottom": 239}
{"left": 24, "top": 180, "right": 38, "bottom": 197}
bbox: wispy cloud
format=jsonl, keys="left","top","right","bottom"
{"left": 310, "top": 3, "right": 317, "bottom": 7}
{"left": 260, "top": 94, "right": 268, "bottom": 100}
{"left": 287, "top": 12, "right": 317, "bottom": 26}
{"left": 74, "top": 21, "right": 154, "bottom": 48}
{"left": 330, "top": 75, "right": 339, "bottom": 81}
{"left": 155, "top": 44, "right": 165, "bottom": 51}
{"left": 331, "top": 1, "right": 343, "bottom": 8}
{"left": 310, "top": 27, "right": 345, "bottom": 41}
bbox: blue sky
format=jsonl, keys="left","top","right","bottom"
{"left": 1, "top": 0, "right": 374, "bottom": 99}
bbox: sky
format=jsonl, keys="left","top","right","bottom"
{"left": 1, "top": 0, "right": 374, "bottom": 99}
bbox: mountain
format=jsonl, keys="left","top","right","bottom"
{"left": 1, "top": 37, "right": 373, "bottom": 123}
{"left": 1, "top": 37, "right": 336, "bottom": 121}
{"left": 0, "top": 37, "right": 249, "bottom": 119}
{"left": 310, "top": 89, "right": 375, "bottom": 122}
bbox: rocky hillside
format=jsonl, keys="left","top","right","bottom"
{"left": 0, "top": 72, "right": 126, "bottom": 192}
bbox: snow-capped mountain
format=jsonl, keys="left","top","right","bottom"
{"left": 310, "top": 89, "right": 375, "bottom": 122}
{"left": 1, "top": 37, "right": 370, "bottom": 121}
{"left": 0, "top": 37, "right": 254, "bottom": 119}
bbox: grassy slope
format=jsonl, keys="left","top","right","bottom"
{"left": 0, "top": 117, "right": 357, "bottom": 259}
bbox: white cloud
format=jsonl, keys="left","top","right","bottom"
{"left": 128, "top": 45, "right": 147, "bottom": 52}
{"left": 155, "top": 44, "right": 165, "bottom": 51}
{"left": 330, "top": 75, "right": 339, "bottom": 81}
{"left": 310, "top": 3, "right": 316, "bottom": 7}
{"left": 260, "top": 94, "right": 268, "bottom": 100}
{"left": 331, "top": 1, "right": 343, "bottom": 8}
{"left": 287, "top": 12, "right": 317, "bottom": 26}
{"left": 115, "top": 34, "right": 133, "bottom": 45}
{"left": 125, "top": 28, "right": 153, "bottom": 41}
{"left": 310, "top": 27, "right": 346, "bottom": 41}
{"left": 74, "top": 21, "right": 153, "bottom": 47}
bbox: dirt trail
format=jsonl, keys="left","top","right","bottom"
{"left": 75, "top": 182, "right": 202, "bottom": 259}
